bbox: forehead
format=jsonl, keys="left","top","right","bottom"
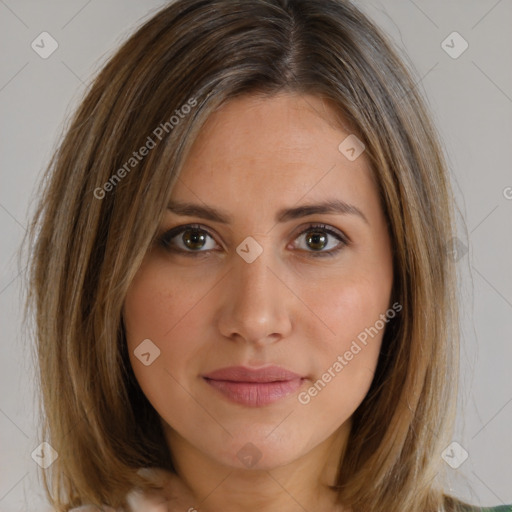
{"left": 170, "top": 93, "right": 379, "bottom": 224}
{"left": 183, "top": 92, "right": 357, "bottom": 166}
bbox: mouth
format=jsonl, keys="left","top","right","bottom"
{"left": 202, "top": 365, "right": 306, "bottom": 407}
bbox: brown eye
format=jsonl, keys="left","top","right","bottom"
{"left": 182, "top": 228, "right": 208, "bottom": 250}
{"left": 305, "top": 230, "right": 328, "bottom": 251}
{"left": 157, "top": 222, "right": 348, "bottom": 258}
{"left": 293, "top": 224, "right": 348, "bottom": 257}
{"left": 158, "top": 224, "right": 218, "bottom": 254}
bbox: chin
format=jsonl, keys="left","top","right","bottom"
{"left": 211, "top": 430, "right": 314, "bottom": 471}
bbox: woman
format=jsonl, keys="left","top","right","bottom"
{"left": 23, "top": 0, "right": 511, "bottom": 511}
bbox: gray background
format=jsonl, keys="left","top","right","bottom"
{"left": 0, "top": 1, "right": 511, "bottom": 510}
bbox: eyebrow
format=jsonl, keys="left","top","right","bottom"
{"left": 167, "top": 198, "right": 369, "bottom": 225}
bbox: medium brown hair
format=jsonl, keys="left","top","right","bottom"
{"left": 23, "top": 0, "right": 468, "bottom": 510}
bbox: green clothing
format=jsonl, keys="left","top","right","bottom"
{"left": 466, "top": 506, "right": 512, "bottom": 512}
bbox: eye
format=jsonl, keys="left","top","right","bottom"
{"left": 292, "top": 223, "right": 348, "bottom": 258}
{"left": 157, "top": 224, "right": 219, "bottom": 256}
{"left": 157, "top": 222, "right": 349, "bottom": 258}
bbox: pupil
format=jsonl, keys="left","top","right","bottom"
{"left": 307, "top": 231, "right": 326, "bottom": 251}
{"left": 184, "top": 229, "right": 206, "bottom": 250}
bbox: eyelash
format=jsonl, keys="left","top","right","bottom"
{"left": 157, "top": 223, "right": 349, "bottom": 258}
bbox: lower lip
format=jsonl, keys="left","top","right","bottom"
{"left": 203, "top": 377, "right": 304, "bottom": 407}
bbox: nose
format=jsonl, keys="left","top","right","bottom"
{"left": 216, "top": 245, "right": 293, "bottom": 346}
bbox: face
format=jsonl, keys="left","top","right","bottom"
{"left": 123, "top": 93, "right": 394, "bottom": 471}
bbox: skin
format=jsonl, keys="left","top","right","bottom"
{"left": 123, "top": 92, "right": 394, "bottom": 512}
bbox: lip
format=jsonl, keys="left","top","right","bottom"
{"left": 202, "top": 365, "right": 305, "bottom": 407}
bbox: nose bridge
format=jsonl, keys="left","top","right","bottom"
{"left": 237, "top": 252, "right": 275, "bottom": 305}
{"left": 216, "top": 241, "right": 292, "bottom": 344}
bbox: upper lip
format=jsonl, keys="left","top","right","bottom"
{"left": 202, "top": 365, "right": 303, "bottom": 383}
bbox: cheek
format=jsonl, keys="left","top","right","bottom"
{"left": 123, "top": 260, "right": 211, "bottom": 345}
{"left": 298, "top": 272, "right": 392, "bottom": 411}
{"left": 122, "top": 264, "right": 208, "bottom": 399}
{"left": 308, "top": 270, "right": 392, "bottom": 347}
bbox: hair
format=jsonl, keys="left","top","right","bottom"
{"left": 22, "top": 0, "right": 471, "bottom": 510}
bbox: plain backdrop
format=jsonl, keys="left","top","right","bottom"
{"left": 0, "top": 1, "right": 511, "bottom": 510}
